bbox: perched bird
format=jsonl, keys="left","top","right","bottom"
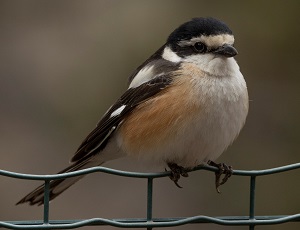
{"left": 17, "top": 17, "right": 248, "bottom": 206}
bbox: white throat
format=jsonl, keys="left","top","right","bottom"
{"left": 183, "top": 53, "right": 240, "bottom": 77}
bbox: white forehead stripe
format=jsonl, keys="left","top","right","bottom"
{"left": 110, "top": 105, "right": 126, "bottom": 117}
{"left": 162, "top": 46, "right": 182, "bottom": 63}
{"left": 179, "top": 34, "right": 234, "bottom": 47}
{"left": 129, "top": 65, "right": 154, "bottom": 88}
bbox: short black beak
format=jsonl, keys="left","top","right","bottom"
{"left": 213, "top": 44, "right": 238, "bottom": 57}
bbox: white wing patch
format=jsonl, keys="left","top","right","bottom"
{"left": 162, "top": 46, "right": 182, "bottom": 63}
{"left": 110, "top": 105, "right": 126, "bottom": 117}
{"left": 129, "top": 65, "right": 154, "bottom": 88}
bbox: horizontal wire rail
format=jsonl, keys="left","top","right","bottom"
{"left": 1, "top": 163, "right": 300, "bottom": 229}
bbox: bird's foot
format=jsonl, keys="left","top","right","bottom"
{"left": 208, "top": 160, "right": 233, "bottom": 193}
{"left": 166, "top": 163, "right": 189, "bottom": 188}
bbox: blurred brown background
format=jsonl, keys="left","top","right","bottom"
{"left": 0, "top": 1, "right": 299, "bottom": 230}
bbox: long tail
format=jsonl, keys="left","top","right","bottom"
{"left": 16, "top": 158, "right": 104, "bottom": 206}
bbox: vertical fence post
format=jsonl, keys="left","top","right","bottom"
{"left": 147, "top": 177, "right": 153, "bottom": 230}
{"left": 249, "top": 176, "right": 256, "bottom": 230}
{"left": 43, "top": 179, "right": 50, "bottom": 225}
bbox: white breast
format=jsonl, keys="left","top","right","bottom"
{"left": 169, "top": 58, "right": 248, "bottom": 167}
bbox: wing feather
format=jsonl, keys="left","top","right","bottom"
{"left": 70, "top": 75, "right": 173, "bottom": 162}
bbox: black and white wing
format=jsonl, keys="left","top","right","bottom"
{"left": 71, "top": 74, "right": 174, "bottom": 162}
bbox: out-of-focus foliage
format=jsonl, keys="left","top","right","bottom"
{"left": 0, "top": 1, "right": 299, "bottom": 230}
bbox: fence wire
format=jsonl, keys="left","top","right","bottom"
{"left": 1, "top": 163, "right": 300, "bottom": 229}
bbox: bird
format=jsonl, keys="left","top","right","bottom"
{"left": 17, "top": 17, "right": 248, "bottom": 206}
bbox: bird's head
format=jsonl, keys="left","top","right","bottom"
{"left": 162, "top": 17, "right": 238, "bottom": 75}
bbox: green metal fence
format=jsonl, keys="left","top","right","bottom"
{"left": 1, "top": 163, "right": 300, "bottom": 229}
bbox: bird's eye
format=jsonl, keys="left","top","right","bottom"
{"left": 194, "top": 42, "right": 206, "bottom": 53}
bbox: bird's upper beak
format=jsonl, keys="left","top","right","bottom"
{"left": 213, "top": 44, "right": 238, "bottom": 57}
